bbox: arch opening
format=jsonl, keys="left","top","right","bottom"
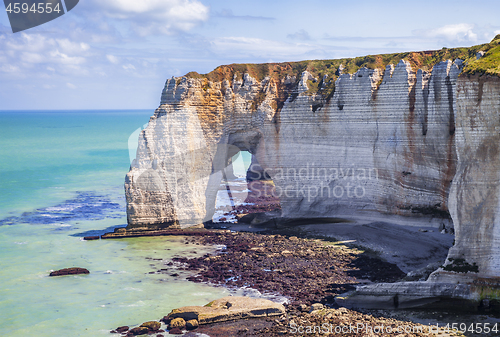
{"left": 212, "top": 150, "right": 281, "bottom": 225}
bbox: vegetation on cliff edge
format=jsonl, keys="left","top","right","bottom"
{"left": 184, "top": 35, "right": 500, "bottom": 94}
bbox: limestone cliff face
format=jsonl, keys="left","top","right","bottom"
{"left": 441, "top": 74, "right": 500, "bottom": 278}
{"left": 336, "top": 72, "right": 500, "bottom": 306}
{"left": 125, "top": 60, "right": 461, "bottom": 229}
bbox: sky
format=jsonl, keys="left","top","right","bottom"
{"left": 0, "top": 0, "right": 499, "bottom": 110}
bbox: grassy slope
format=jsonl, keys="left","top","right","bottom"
{"left": 184, "top": 35, "right": 500, "bottom": 99}
{"left": 463, "top": 34, "right": 500, "bottom": 75}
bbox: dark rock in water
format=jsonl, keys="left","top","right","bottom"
{"left": 49, "top": 267, "right": 89, "bottom": 277}
{"left": 168, "top": 327, "right": 183, "bottom": 335}
{"left": 114, "top": 326, "right": 129, "bottom": 333}
{"left": 160, "top": 316, "right": 171, "bottom": 324}
{"left": 83, "top": 236, "right": 100, "bottom": 240}
{"left": 128, "top": 326, "right": 149, "bottom": 335}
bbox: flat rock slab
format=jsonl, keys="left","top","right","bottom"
{"left": 101, "top": 228, "right": 221, "bottom": 239}
{"left": 169, "top": 296, "right": 285, "bottom": 325}
{"left": 49, "top": 267, "right": 89, "bottom": 277}
{"left": 335, "top": 281, "right": 477, "bottom": 310}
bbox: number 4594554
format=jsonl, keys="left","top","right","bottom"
{"left": 6, "top": 2, "right": 62, "bottom": 14}
{"left": 445, "top": 322, "right": 499, "bottom": 334}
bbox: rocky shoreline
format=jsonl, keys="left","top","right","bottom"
{"left": 109, "top": 228, "right": 474, "bottom": 336}
{"left": 107, "top": 180, "right": 490, "bottom": 336}
{"left": 178, "top": 231, "right": 405, "bottom": 308}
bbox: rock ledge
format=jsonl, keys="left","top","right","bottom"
{"left": 168, "top": 296, "right": 285, "bottom": 325}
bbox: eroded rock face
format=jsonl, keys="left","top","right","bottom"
{"left": 126, "top": 60, "right": 460, "bottom": 229}
{"left": 435, "top": 74, "right": 500, "bottom": 278}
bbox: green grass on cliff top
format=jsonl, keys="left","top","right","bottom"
{"left": 185, "top": 35, "right": 500, "bottom": 85}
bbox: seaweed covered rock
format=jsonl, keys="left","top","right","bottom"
{"left": 49, "top": 267, "right": 89, "bottom": 277}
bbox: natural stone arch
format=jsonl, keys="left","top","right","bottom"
{"left": 203, "top": 130, "right": 266, "bottom": 223}
{"left": 124, "top": 54, "right": 500, "bottom": 308}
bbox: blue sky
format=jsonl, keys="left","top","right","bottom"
{"left": 1, "top": 0, "right": 499, "bottom": 110}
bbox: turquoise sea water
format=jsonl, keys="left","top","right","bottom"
{"left": 0, "top": 110, "right": 235, "bottom": 336}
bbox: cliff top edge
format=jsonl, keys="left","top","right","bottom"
{"left": 183, "top": 35, "right": 500, "bottom": 86}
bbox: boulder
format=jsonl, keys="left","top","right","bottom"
{"left": 185, "top": 319, "right": 198, "bottom": 330}
{"left": 169, "top": 317, "right": 186, "bottom": 329}
{"left": 309, "top": 303, "right": 324, "bottom": 313}
{"left": 49, "top": 267, "right": 89, "bottom": 277}
{"left": 140, "top": 321, "right": 160, "bottom": 331}
{"left": 128, "top": 326, "right": 149, "bottom": 335}
{"left": 168, "top": 327, "right": 182, "bottom": 335}
{"left": 168, "top": 296, "right": 285, "bottom": 325}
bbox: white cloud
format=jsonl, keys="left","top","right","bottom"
{"left": 0, "top": 64, "right": 20, "bottom": 73}
{"left": 287, "top": 29, "right": 312, "bottom": 41}
{"left": 212, "top": 37, "right": 318, "bottom": 60}
{"left": 107, "top": 54, "right": 119, "bottom": 64}
{"left": 20, "top": 52, "right": 45, "bottom": 64}
{"left": 215, "top": 9, "right": 275, "bottom": 21}
{"left": 6, "top": 33, "right": 55, "bottom": 52}
{"left": 66, "top": 83, "right": 77, "bottom": 89}
{"left": 50, "top": 50, "right": 86, "bottom": 66}
{"left": 123, "top": 64, "right": 136, "bottom": 71}
{"left": 414, "top": 24, "right": 478, "bottom": 43}
{"left": 56, "top": 39, "right": 90, "bottom": 54}
{"left": 94, "top": 0, "right": 209, "bottom": 35}
{"left": 1, "top": 34, "right": 89, "bottom": 60}
{"left": 0, "top": 32, "right": 91, "bottom": 76}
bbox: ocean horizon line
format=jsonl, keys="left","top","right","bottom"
{"left": 0, "top": 109, "right": 155, "bottom": 113}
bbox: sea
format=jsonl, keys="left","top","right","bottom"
{"left": 0, "top": 110, "right": 252, "bottom": 336}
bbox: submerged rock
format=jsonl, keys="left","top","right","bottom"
{"left": 168, "top": 327, "right": 183, "bottom": 334}
{"left": 115, "top": 326, "right": 129, "bottom": 333}
{"left": 49, "top": 267, "right": 89, "bottom": 277}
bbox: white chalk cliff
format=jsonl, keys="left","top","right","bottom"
{"left": 126, "top": 36, "right": 500, "bottom": 299}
